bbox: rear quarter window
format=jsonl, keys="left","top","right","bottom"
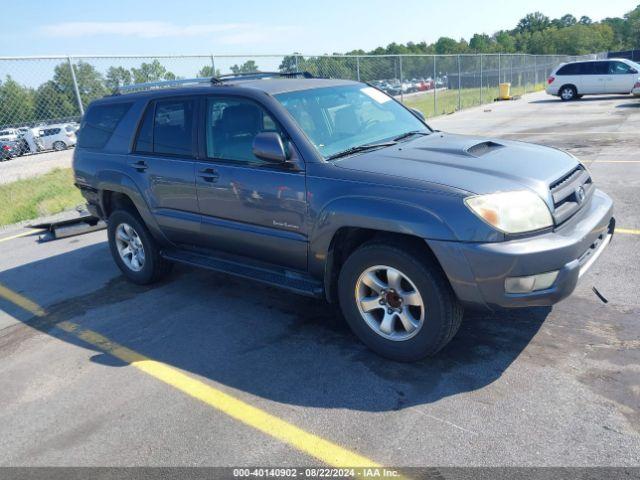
{"left": 78, "top": 102, "right": 133, "bottom": 149}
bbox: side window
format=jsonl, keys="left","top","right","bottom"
{"left": 558, "top": 63, "right": 579, "bottom": 75}
{"left": 79, "top": 102, "right": 132, "bottom": 149}
{"left": 592, "top": 62, "right": 609, "bottom": 75}
{"left": 153, "top": 99, "right": 194, "bottom": 156}
{"left": 134, "top": 98, "right": 195, "bottom": 156}
{"left": 609, "top": 62, "right": 632, "bottom": 74}
{"left": 205, "top": 97, "right": 284, "bottom": 164}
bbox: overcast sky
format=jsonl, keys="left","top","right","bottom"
{"left": 3, "top": 0, "right": 638, "bottom": 56}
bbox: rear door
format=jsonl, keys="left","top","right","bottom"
{"left": 129, "top": 97, "right": 200, "bottom": 245}
{"left": 194, "top": 95, "right": 308, "bottom": 271}
{"left": 580, "top": 62, "right": 609, "bottom": 94}
{"left": 606, "top": 61, "right": 639, "bottom": 93}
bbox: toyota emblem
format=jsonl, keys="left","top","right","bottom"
{"left": 575, "top": 186, "right": 586, "bottom": 204}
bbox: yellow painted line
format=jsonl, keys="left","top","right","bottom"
{"left": 0, "top": 284, "right": 46, "bottom": 317}
{"left": 0, "top": 283, "right": 382, "bottom": 469}
{"left": 617, "top": 228, "right": 640, "bottom": 235}
{"left": 0, "top": 228, "right": 43, "bottom": 244}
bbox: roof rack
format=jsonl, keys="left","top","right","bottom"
{"left": 116, "top": 71, "right": 315, "bottom": 94}
{"left": 117, "top": 77, "right": 212, "bottom": 94}
{"left": 212, "top": 71, "right": 314, "bottom": 82}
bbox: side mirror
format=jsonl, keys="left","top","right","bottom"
{"left": 253, "top": 132, "right": 288, "bottom": 163}
{"left": 410, "top": 107, "right": 426, "bottom": 122}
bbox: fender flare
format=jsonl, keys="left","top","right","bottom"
{"left": 308, "top": 195, "right": 458, "bottom": 278}
{"left": 97, "top": 171, "right": 171, "bottom": 246}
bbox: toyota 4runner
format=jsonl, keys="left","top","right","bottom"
{"left": 73, "top": 72, "right": 615, "bottom": 361}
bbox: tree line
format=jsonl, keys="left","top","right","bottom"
{"left": 0, "top": 5, "right": 638, "bottom": 127}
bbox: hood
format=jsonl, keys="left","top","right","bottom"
{"left": 334, "top": 132, "right": 579, "bottom": 205}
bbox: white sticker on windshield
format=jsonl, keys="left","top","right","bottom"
{"left": 361, "top": 87, "right": 391, "bottom": 104}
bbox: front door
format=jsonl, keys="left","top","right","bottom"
{"left": 195, "top": 96, "right": 307, "bottom": 271}
{"left": 129, "top": 96, "right": 200, "bottom": 245}
{"left": 606, "top": 60, "right": 639, "bottom": 93}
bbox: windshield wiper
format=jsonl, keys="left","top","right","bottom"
{"left": 393, "top": 130, "right": 430, "bottom": 142}
{"left": 326, "top": 141, "right": 397, "bottom": 161}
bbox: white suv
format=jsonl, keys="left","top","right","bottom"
{"left": 546, "top": 58, "right": 640, "bottom": 101}
{"left": 0, "top": 128, "right": 20, "bottom": 142}
{"left": 37, "top": 124, "right": 78, "bottom": 151}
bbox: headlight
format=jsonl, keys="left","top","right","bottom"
{"left": 464, "top": 190, "right": 553, "bottom": 234}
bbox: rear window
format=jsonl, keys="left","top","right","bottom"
{"left": 78, "top": 102, "right": 132, "bottom": 149}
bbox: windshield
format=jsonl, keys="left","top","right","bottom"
{"left": 275, "top": 85, "right": 429, "bottom": 159}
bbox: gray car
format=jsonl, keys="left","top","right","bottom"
{"left": 73, "top": 73, "right": 614, "bottom": 361}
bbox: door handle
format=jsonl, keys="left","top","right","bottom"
{"left": 199, "top": 167, "right": 219, "bottom": 182}
{"left": 129, "top": 160, "right": 148, "bottom": 172}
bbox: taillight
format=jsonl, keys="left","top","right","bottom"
{"left": 547, "top": 76, "right": 555, "bottom": 85}
{"left": 2, "top": 145, "right": 10, "bottom": 151}
{"left": 634, "top": 81, "right": 640, "bottom": 89}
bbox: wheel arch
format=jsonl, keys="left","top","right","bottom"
{"left": 310, "top": 197, "right": 457, "bottom": 303}
{"left": 98, "top": 173, "right": 171, "bottom": 247}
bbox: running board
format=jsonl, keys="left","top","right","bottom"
{"left": 161, "top": 249, "right": 324, "bottom": 298}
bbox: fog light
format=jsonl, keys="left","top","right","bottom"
{"left": 505, "top": 271, "right": 559, "bottom": 294}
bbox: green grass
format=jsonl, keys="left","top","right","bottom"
{"left": 0, "top": 168, "right": 84, "bottom": 226}
{"left": 404, "top": 83, "right": 546, "bottom": 118}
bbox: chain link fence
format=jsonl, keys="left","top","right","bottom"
{"left": 0, "top": 52, "right": 600, "bottom": 144}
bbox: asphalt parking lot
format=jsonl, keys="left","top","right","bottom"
{"left": 0, "top": 90, "right": 638, "bottom": 467}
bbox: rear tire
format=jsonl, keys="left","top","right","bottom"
{"left": 108, "top": 209, "right": 172, "bottom": 285}
{"left": 338, "top": 242, "right": 463, "bottom": 362}
{"left": 53, "top": 141, "right": 66, "bottom": 151}
{"left": 559, "top": 85, "right": 577, "bottom": 101}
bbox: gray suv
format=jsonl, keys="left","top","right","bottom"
{"left": 73, "top": 72, "right": 614, "bottom": 361}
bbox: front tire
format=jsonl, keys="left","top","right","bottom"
{"left": 338, "top": 242, "right": 463, "bottom": 362}
{"left": 108, "top": 209, "right": 172, "bottom": 285}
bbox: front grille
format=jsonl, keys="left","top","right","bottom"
{"left": 549, "top": 165, "right": 594, "bottom": 225}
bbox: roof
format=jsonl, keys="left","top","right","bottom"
{"left": 225, "top": 77, "right": 358, "bottom": 94}
{"left": 100, "top": 77, "right": 361, "bottom": 104}
{"left": 563, "top": 57, "right": 636, "bottom": 64}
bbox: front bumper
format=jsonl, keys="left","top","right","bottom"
{"left": 429, "top": 189, "right": 614, "bottom": 309}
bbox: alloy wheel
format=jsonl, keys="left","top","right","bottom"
{"left": 115, "top": 223, "right": 146, "bottom": 272}
{"left": 355, "top": 265, "right": 425, "bottom": 341}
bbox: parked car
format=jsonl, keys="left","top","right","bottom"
{"left": 546, "top": 58, "right": 640, "bottom": 101}
{"left": 37, "top": 124, "right": 77, "bottom": 151}
{"left": 384, "top": 82, "right": 402, "bottom": 96}
{"left": 0, "top": 140, "right": 19, "bottom": 160}
{"left": 632, "top": 78, "right": 640, "bottom": 97}
{"left": 0, "top": 128, "right": 20, "bottom": 142}
{"left": 73, "top": 74, "right": 614, "bottom": 361}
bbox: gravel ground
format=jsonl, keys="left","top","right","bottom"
{"left": 0, "top": 149, "right": 74, "bottom": 185}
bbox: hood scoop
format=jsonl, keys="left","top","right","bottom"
{"left": 412, "top": 140, "right": 505, "bottom": 158}
{"left": 466, "top": 141, "right": 505, "bottom": 157}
